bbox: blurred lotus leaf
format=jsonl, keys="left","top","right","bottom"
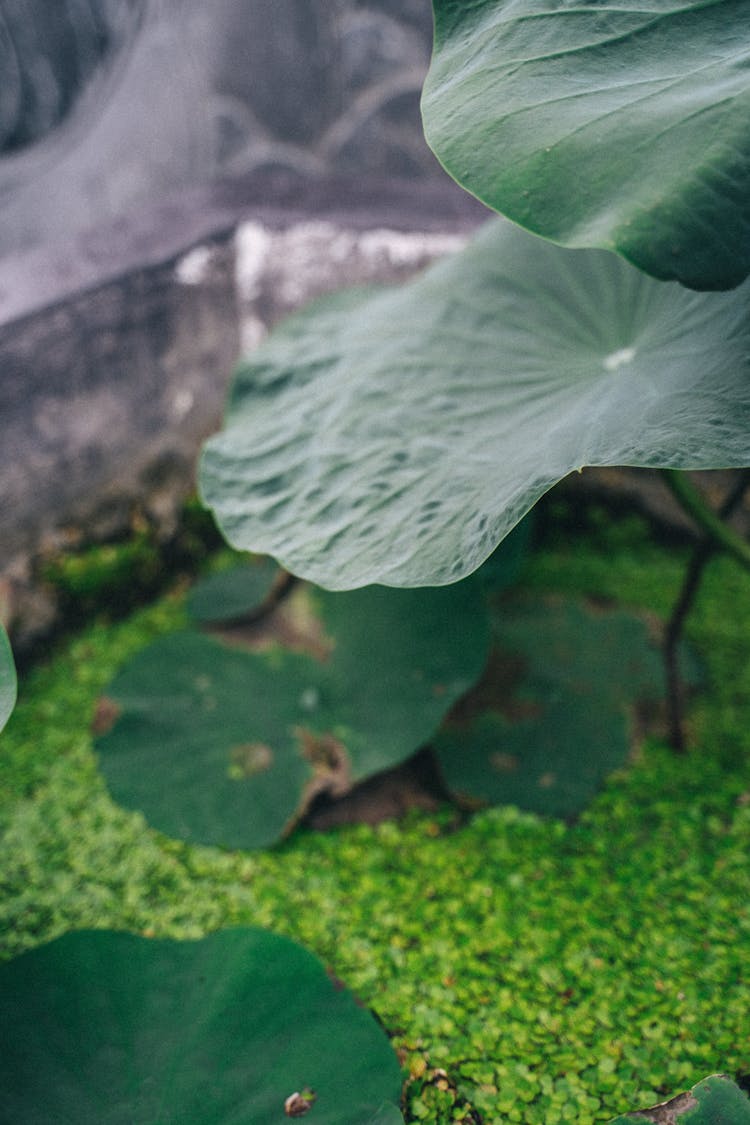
{"left": 186, "top": 556, "right": 282, "bottom": 624}
{"left": 0, "top": 927, "right": 404, "bottom": 1124}
{"left": 434, "top": 596, "right": 694, "bottom": 817}
{"left": 95, "top": 576, "right": 489, "bottom": 848}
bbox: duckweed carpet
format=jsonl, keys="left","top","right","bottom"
{"left": 1, "top": 517, "right": 748, "bottom": 1124}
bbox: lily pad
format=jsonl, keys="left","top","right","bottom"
{"left": 187, "top": 556, "right": 282, "bottom": 624}
{"left": 95, "top": 579, "right": 489, "bottom": 848}
{"left": 0, "top": 624, "right": 16, "bottom": 734}
{"left": 434, "top": 596, "right": 677, "bottom": 817}
{"left": 609, "top": 1074, "right": 750, "bottom": 1123}
{"left": 423, "top": 0, "right": 750, "bottom": 290}
{"left": 0, "top": 927, "right": 404, "bottom": 1124}
{"left": 200, "top": 219, "right": 750, "bottom": 589}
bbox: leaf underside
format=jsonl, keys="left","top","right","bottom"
{"left": 0, "top": 625, "right": 16, "bottom": 734}
{"left": 200, "top": 219, "right": 750, "bottom": 589}
{"left": 0, "top": 928, "right": 404, "bottom": 1125}
{"left": 423, "top": 0, "right": 750, "bottom": 291}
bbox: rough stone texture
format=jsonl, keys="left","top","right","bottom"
{"left": 0, "top": 0, "right": 482, "bottom": 652}
{"left": 0, "top": 172, "right": 488, "bottom": 653}
{"left": 0, "top": 0, "right": 140, "bottom": 154}
{"left": 0, "top": 0, "right": 440, "bottom": 259}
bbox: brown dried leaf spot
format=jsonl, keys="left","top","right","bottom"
{"left": 284, "top": 1088, "right": 317, "bottom": 1117}
{"left": 295, "top": 727, "right": 351, "bottom": 799}
{"left": 490, "top": 752, "right": 520, "bottom": 774}
{"left": 629, "top": 1089, "right": 698, "bottom": 1122}
{"left": 91, "top": 696, "right": 122, "bottom": 737}
{"left": 227, "top": 742, "right": 273, "bottom": 780}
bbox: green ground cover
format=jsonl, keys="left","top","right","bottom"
{"left": 1, "top": 510, "right": 749, "bottom": 1124}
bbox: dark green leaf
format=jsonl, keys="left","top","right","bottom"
{"left": 200, "top": 220, "right": 750, "bottom": 589}
{"left": 434, "top": 596, "right": 676, "bottom": 817}
{"left": 96, "top": 580, "right": 489, "bottom": 848}
{"left": 187, "top": 557, "right": 281, "bottom": 623}
{"left": 0, "top": 928, "right": 404, "bottom": 1124}
{"left": 423, "top": 1, "right": 750, "bottom": 290}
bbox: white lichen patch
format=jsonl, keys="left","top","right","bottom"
{"left": 175, "top": 245, "right": 214, "bottom": 286}
{"left": 235, "top": 221, "right": 273, "bottom": 301}
{"left": 171, "top": 388, "right": 194, "bottom": 421}
{"left": 240, "top": 315, "right": 268, "bottom": 354}
{"left": 359, "top": 228, "right": 467, "bottom": 267}
{"left": 233, "top": 219, "right": 471, "bottom": 357}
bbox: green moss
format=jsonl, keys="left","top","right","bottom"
{"left": 39, "top": 495, "right": 229, "bottom": 627}
{"left": 1, "top": 520, "right": 749, "bottom": 1124}
{"left": 42, "top": 535, "right": 163, "bottom": 612}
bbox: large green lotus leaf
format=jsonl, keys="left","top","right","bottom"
{"left": 434, "top": 597, "right": 672, "bottom": 816}
{"left": 0, "top": 625, "right": 16, "bottom": 734}
{"left": 95, "top": 580, "right": 489, "bottom": 848}
{"left": 609, "top": 1074, "right": 750, "bottom": 1123}
{"left": 200, "top": 219, "right": 750, "bottom": 589}
{"left": 423, "top": 1, "right": 750, "bottom": 291}
{"left": 0, "top": 927, "right": 404, "bottom": 1124}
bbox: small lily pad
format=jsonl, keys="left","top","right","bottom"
{"left": 0, "top": 927, "right": 405, "bottom": 1124}
{"left": 96, "top": 579, "right": 490, "bottom": 848}
{"left": 187, "top": 557, "right": 282, "bottom": 624}
{"left": 434, "top": 596, "right": 681, "bottom": 817}
{"left": 608, "top": 1074, "right": 750, "bottom": 1123}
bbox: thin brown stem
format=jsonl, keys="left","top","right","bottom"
{"left": 664, "top": 471, "right": 750, "bottom": 752}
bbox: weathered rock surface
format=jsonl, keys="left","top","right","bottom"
{"left": 0, "top": 1, "right": 441, "bottom": 259}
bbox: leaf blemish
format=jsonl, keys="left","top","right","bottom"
{"left": 91, "top": 696, "right": 122, "bottom": 737}
{"left": 490, "top": 751, "right": 520, "bottom": 774}
{"left": 296, "top": 727, "right": 351, "bottom": 799}
{"left": 284, "top": 1088, "right": 317, "bottom": 1117}
{"left": 227, "top": 742, "right": 274, "bottom": 780}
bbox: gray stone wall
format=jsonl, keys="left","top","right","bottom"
{"left": 0, "top": 0, "right": 468, "bottom": 650}
{"left": 0, "top": 0, "right": 439, "bottom": 258}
